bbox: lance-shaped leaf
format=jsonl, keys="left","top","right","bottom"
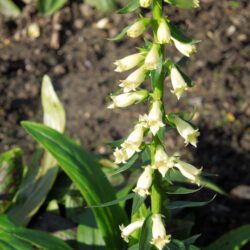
{"left": 21, "top": 121, "right": 127, "bottom": 249}
{"left": 8, "top": 75, "right": 66, "bottom": 226}
{"left": 117, "top": 0, "right": 140, "bottom": 14}
{"left": 0, "top": 0, "right": 20, "bottom": 17}
{"left": 204, "top": 225, "right": 250, "bottom": 250}
{"left": 0, "top": 215, "right": 73, "bottom": 250}
{"left": 37, "top": 0, "right": 68, "bottom": 15}
{"left": 164, "top": 0, "right": 200, "bottom": 9}
{"left": 0, "top": 148, "right": 23, "bottom": 213}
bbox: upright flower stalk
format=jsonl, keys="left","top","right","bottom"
{"left": 109, "top": 0, "right": 201, "bottom": 248}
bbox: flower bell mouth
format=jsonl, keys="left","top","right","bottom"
{"left": 151, "top": 214, "right": 171, "bottom": 250}
{"left": 114, "top": 53, "right": 145, "bottom": 72}
{"left": 170, "top": 66, "right": 189, "bottom": 100}
{"left": 119, "top": 66, "right": 147, "bottom": 93}
{"left": 172, "top": 38, "right": 197, "bottom": 57}
{"left": 120, "top": 219, "right": 145, "bottom": 242}
{"left": 171, "top": 114, "right": 200, "bottom": 147}
{"left": 140, "top": 0, "right": 152, "bottom": 8}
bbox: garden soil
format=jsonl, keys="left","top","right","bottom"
{"left": 0, "top": 0, "right": 249, "bottom": 247}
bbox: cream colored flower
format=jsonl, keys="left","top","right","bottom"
{"left": 171, "top": 115, "right": 200, "bottom": 147}
{"left": 140, "top": 100, "right": 164, "bottom": 135}
{"left": 144, "top": 44, "right": 160, "bottom": 70}
{"left": 151, "top": 145, "right": 175, "bottom": 177}
{"left": 121, "top": 124, "right": 145, "bottom": 159}
{"left": 119, "top": 66, "right": 146, "bottom": 92}
{"left": 127, "top": 19, "right": 148, "bottom": 38}
{"left": 172, "top": 38, "right": 197, "bottom": 57}
{"left": 133, "top": 166, "right": 153, "bottom": 197}
{"left": 114, "top": 53, "right": 144, "bottom": 72}
{"left": 157, "top": 19, "right": 171, "bottom": 44}
{"left": 108, "top": 90, "right": 148, "bottom": 109}
{"left": 151, "top": 214, "right": 171, "bottom": 250}
{"left": 175, "top": 160, "right": 202, "bottom": 185}
{"left": 120, "top": 219, "right": 145, "bottom": 242}
{"left": 140, "top": 0, "right": 152, "bottom": 8}
{"left": 170, "top": 66, "right": 188, "bottom": 100}
{"left": 113, "top": 147, "right": 128, "bottom": 164}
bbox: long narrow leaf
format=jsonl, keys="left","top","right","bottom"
{"left": 21, "top": 122, "right": 127, "bottom": 249}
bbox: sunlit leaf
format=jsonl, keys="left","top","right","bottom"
{"left": 37, "top": 0, "right": 68, "bottom": 15}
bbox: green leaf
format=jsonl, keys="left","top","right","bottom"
{"left": 85, "top": 0, "right": 116, "bottom": 13}
{"left": 109, "top": 25, "right": 131, "bottom": 41}
{"left": 166, "top": 186, "right": 202, "bottom": 195}
{"left": 37, "top": 0, "right": 68, "bottom": 15}
{"left": 77, "top": 209, "right": 105, "bottom": 250}
{"left": 8, "top": 76, "right": 66, "bottom": 226}
{"left": 183, "top": 234, "right": 201, "bottom": 245}
{"left": 165, "top": 0, "right": 200, "bottom": 9}
{"left": 21, "top": 122, "right": 127, "bottom": 249}
{"left": 175, "top": 64, "right": 196, "bottom": 87}
{"left": 169, "top": 23, "right": 197, "bottom": 44}
{"left": 200, "top": 178, "right": 228, "bottom": 196}
{"left": 132, "top": 194, "right": 145, "bottom": 215}
{"left": 110, "top": 154, "right": 138, "bottom": 176}
{"left": 204, "top": 225, "right": 250, "bottom": 250}
{"left": 139, "top": 214, "right": 152, "bottom": 250}
{"left": 0, "top": 0, "right": 20, "bottom": 17}
{"left": 0, "top": 215, "right": 72, "bottom": 250}
{"left": 90, "top": 193, "right": 135, "bottom": 208}
{"left": 165, "top": 195, "right": 216, "bottom": 210}
{"left": 0, "top": 148, "right": 23, "bottom": 213}
{"left": 117, "top": 0, "right": 140, "bottom": 14}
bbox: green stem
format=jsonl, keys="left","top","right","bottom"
{"left": 150, "top": 0, "right": 165, "bottom": 215}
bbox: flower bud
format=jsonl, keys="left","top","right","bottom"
{"left": 133, "top": 166, "right": 153, "bottom": 197}
{"left": 151, "top": 214, "right": 171, "bottom": 250}
{"left": 170, "top": 66, "right": 188, "bottom": 100}
{"left": 119, "top": 66, "right": 146, "bottom": 92}
{"left": 172, "top": 38, "right": 197, "bottom": 57}
{"left": 140, "top": 100, "right": 164, "bottom": 135}
{"left": 108, "top": 90, "right": 148, "bottom": 109}
{"left": 114, "top": 53, "right": 144, "bottom": 72}
{"left": 151, "top": 145, "right": 175, "bottom": 177}
{"left": 175, "top": 160, "right": 202, "bottom": 185}
{"left": 140, "top": 0, "right": 152, "bottom": 8}
{"left": 144, "top": 44, "right": 160, "bottom": 70}
{"left": 122, "top": 124, "right": 145, "bottom": 159}
{"left": 157, "top": 19, "right": 171, "bottom": 44}
{"left": 171, "top": 115, "right": 200, "bottom": 147}
{"left": 120, "top": 219, "right": 144, "bottom": 242}
{"left": 127, "top": 19, "right": 149, "bottom": 38}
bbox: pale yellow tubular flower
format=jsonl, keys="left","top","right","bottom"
{"left": 175, "top": 160, "right": 202, "bottom": 185}
{"left": 119, "top": 66, "right": 147, "bottom": 93}
{"left": 140, "top": 100, "right": 164, "bottom": 135}
{"left": 107, "top": 90, "right": 148, "bottom": 109}
{"left": 170, "top": 66, "right": 188, "bottom": 100}
{"left": 172, "top": 115, "right": 200, "bottom": 147}
{"left": 119, "top": 218, "right": 145, "bottom": 242}
{"left": 122, "top": 124, "right": 145, "bottom": 159}
{"left": 127, "top": 19, "right": 148, "bottom": 38}
{"left": 113, "top": 147, "right": 128, "bottom": 164}
{"left": 114, "top": 53, "right": 144, "bottom": 72}
{"left": 140, "top": 0, "right": 152, "bottom": 8}
{"left": 144, "top": 43, "right": 160, "bottom": 70}
{"left": 151, "top": 214, "right": 171, "bottom": 250}
{"left": 133, "top": 166, "right": 153, "bottom": 197}
{"left": 157, "top": 19, "right": 171, "bottom": 44}
{"left": 172, "top": 38, "right": 197, "bottom": 57}
{"left": 151, "top": 145, "right": 175, "bottom": 177}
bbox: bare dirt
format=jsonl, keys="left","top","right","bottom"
{"left": 0, "top": 0, "right": 249, "bottom": 247}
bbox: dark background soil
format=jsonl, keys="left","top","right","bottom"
{"left": 0, "top": 0, "right": 249, "bottom": 247}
